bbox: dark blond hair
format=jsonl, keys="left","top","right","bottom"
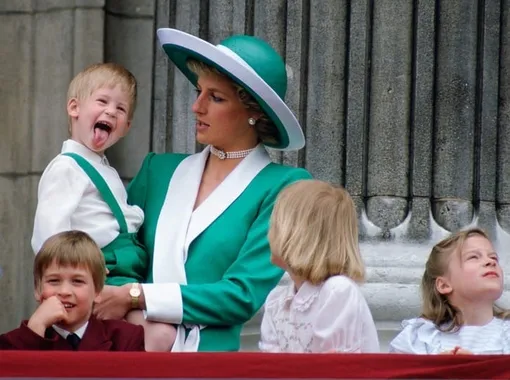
{"left": 67, "top": 62, "right": 137, "bottom": 121}
{"left": 421, "top": 227, "right": 509, "bottom": 332}
{"left": 269, "top": 180, "right": 364, "bottom": 285}
{"left": 187, "top": 59, "right": 280, "bottom": 145}
{"left": 34, "top": 230, "right": 106, "bottom": 292}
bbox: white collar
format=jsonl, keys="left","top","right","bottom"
{"left": 281, "top": 279, "right": 321, "bottom": 311}
{"left": 61, "top": 139, "right": 109, "bottom": 166}
{"left": 52, "top": 321, "right": 89, "bottom": 339}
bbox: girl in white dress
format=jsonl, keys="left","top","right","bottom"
{"left": 390, "top": 228, "right": 510, "bottom": 354}
{"left": 259, "top": 180, "right": 379, "bottom": 353}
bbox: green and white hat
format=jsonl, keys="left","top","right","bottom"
{"left": 157, "top": 28, "right": 305, "bottom": 151}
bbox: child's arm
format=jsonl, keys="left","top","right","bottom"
{"left": 126, "top": 310, "right": 175, "bottom": 352}
{"left": 310, "top": 277, "right": 378, "bottom": 353}
{"left": 32, "top": 159, "right": 88, "bottom": 253}
{"left": 0, "top": 323, "right": 58, "bottom": 350}
{"left": 0, "top": 297, "right": 69, "bottom": 350}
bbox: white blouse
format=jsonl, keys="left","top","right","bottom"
{"left": 31, "top": 139, "right": 144, "bottom": 253}
{"left": 259, "top": 275, "right": 380, "bottom": 353}
{"left": 389, "top": 317, "right": 510, "bottom": 354}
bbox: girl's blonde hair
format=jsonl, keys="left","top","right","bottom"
{"left": 34, "top": 230, "right": 107, "bottom": 293}
{"left": 421, "top": 227, "right": 510, "bottom": 332}
{"left": 269, "top": 180, "right": 364, "bottom": 285}
{"left": 186, "top": 59, "right": 280, "bottom": 146}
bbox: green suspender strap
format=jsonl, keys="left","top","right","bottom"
{"left": 62, "top": 152, "right": 147, "bottom": 285}
{"left": 62, "top": 152, "right": 128, "bottom": 233}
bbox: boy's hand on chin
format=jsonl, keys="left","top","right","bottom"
{"left": 27, "top": 296, "right": 69, "bottom": 337}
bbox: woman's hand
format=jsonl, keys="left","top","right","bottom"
{"left": 93, "top": 284, "right": 131, "bottom": 320}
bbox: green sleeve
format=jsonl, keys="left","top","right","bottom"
{"left": 126, "top": 153, "right": 155, "bottom": 261}
{"left": 180, "top": 168, "right": 313, "bottom": 326}
{"left": 126, "top": 153, "right": 155, "bottom": 216}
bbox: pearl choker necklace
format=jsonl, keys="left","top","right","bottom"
{"left": 210, "top": 146, "right": 256, "bottom": 160}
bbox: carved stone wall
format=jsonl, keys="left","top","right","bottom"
{"left": 1, "top": 0, "right": 509, "bottom": 351}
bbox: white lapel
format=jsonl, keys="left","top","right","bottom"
{"left": 185, "top": 144, "right": 271, "bottom": 251}
{"left": 152, "top": 144, "right": 271, "bottom": 353}
{"left": 151, "top": 148, "right": 208, "bottom": 284}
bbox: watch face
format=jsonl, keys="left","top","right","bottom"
{"left": 130, "top": 288, "right": 141, "bottom": 297}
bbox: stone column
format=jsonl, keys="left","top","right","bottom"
{"left": 104, "top": 0, "right": 156, "bottom": 179}
{"left": 0, "top": 0, "right": 105, "bottom": 333}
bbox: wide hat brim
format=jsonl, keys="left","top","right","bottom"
{"left": 157, "top": 28, "right": 305, "bottom": 151}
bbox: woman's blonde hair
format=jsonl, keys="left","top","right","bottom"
{"left": 269, "top": 180, "right": 364, "bottom": 285}
{"left": 34, "top": 230, "right": 107, "bottom": 292}
{"left": 187, "top": 59, "right": 280, "bottom": 146}
{"left": 421, "top": 227, "right": 510, "bottom": 332}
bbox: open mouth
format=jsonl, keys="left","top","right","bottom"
{"left": 94, "top": 121, "right": 112, "bottom": 133}
{"left": 93, "top": 121, "right": 112, "bottom": 147}
{"left": 63, "top": 303, "right": 75, "bottom": 309}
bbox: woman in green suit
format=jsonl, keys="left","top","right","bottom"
{"left": 94, "top": 28, "right": 312, "bottom": 351}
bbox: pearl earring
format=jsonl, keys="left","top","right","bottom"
{"left": 248, "top": 117, "right": 256, "bottom": 126}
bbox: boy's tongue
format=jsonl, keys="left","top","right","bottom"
{"left": 93, "top": 127, "right": 109, "bottom": 147}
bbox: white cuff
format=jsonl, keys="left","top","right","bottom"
{"left": 142, "top": 283, "right": 183, "bottom": 324}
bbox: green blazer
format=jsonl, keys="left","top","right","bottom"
{"left": 127, "top": 145, "right": 312, "bottom": 351}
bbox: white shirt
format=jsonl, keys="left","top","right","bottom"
{"left": 259, "top": 275, "right": 380, "bottom": 353}
{"left": 389, "top": 317, "right": 510, "bottom": 354}
{"left": 52, "top": 321, "right": 88, "bottom": 339}
{"left": 31, "top": 140, "right": 144, "bottom": 253}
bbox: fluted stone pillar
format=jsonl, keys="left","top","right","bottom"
{"left": 498, "top": 0, "right": 510, "bottom": 232}
{"left": 104, "top": 0, "right": 155, "bottom": 178}
{"left": 0, "top": 0, "right": 105, "bottom": 332}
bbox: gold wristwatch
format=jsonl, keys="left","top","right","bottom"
{"left": 129, "top": 283, "right": 141, "bottom": 309}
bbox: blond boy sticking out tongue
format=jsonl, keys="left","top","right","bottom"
{"left": 31, "top": 63, "right": 176, "bottom": 352}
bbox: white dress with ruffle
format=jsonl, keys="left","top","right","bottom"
{"left": 259, "top": 275, "right": 380, "bottom": 353}
{"left": 389, "top": 317, "right": 510, "bottom": 354}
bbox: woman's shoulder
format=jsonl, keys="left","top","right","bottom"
{"left": 135, "top": 152, "right": 192, "bottom": 181}
{"left": 143, "top": 152, "right": 191, "bottom": 166}
{"left": 265, "top": 162, "right": 311, "bottom": 177}
{"left": 389, "top": 317, "right": 441, "bottom": 354}
{"left": 256, "top": 163, "right": 312, "bottom": 188}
